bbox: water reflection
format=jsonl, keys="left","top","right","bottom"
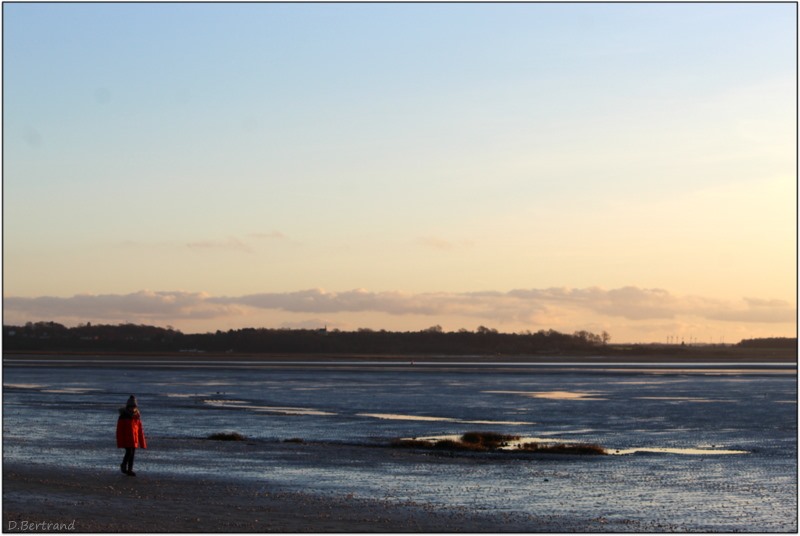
{"left": 359, "top": 413, "right": 535, "bottom": 425}
{"left": 485, "top": 390, "right": 607, "bottom": 400}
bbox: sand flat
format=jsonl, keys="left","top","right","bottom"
{"left": 4, "top": 353, "right": 795, "bottom": 532}
{"left": 2, "top": 462, "right": 599, "bottom": 533}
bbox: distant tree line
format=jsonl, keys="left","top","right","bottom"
{"left": 3, "top": 321, "right": 613, "bottom": 355}
{"left": 737, "top": 337, "right": 797, "bottom": 349}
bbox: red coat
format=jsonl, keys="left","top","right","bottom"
{"left": 117, "top": 410, "right": 147, "bottom": 449}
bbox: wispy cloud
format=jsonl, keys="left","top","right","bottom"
{"left": 4, "top": 287, "right": 795, "bottom": 329}
{"left": 186, "top": 237, "right": 253, "bottom": 253}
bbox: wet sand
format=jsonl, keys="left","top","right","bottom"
{"left": 3, "top": 461, "right": 598, "bottom": 533}
{"left": 4, "top": 352, "right": 795, "bottom": 532}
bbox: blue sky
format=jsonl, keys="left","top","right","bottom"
{"left": 3, "top": 2, "right": 796, "bottom": 342}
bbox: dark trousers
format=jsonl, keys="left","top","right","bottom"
{"left": 121, "top": 447, "right": 135, "bottom": 471}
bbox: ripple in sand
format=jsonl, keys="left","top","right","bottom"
{"left": 612, "top": 447, "right": 748, "bottom": 455}
{"left": 634, "top": 396, "right": 735, "bottom": 403}
{"left": 203, "top": 399, "right": 337, "bottom": 416}
{"left": 250, "top": 406, "right": 337, "bottom": 416}
{"left": 203, "top": 399, "right": 250, "bottom": 406}
{"left": 157, "top": 380, "right": 235, "bottom": 387}
{"left": 359, "top": 413, "right": 534, "bottom": 425}
{"left": 39, "top": 387, "right": 102, "bottom": 394}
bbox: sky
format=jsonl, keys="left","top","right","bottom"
{"left": 3, "top": 2, "right": 797, "bottom": 343}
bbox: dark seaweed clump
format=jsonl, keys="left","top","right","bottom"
{"left": 392, "top": 432, "right": 520, "bottom": 452}
{"left": 392, "top": 431, "right": 607, "bottom": 455}
{"left": 518, "top": 442, "right": 606, "bottom": 455}
{"left": 461, "top": 431, "right": 521, "bottom": 450}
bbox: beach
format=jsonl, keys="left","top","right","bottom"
{"left": 4, "top": 454, "right": 611, "bottom": 533}
{"left": 5, "top": 435, "right": 729, "bottom": 534}
{"left": 3, "top": 353, "right": 797, "bottom": 532}
{"left": 5, "top": 461, "right": 501, "bottom": 533}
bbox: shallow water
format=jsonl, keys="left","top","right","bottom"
{"left": 3, "top": 359, "right": 797, "bottom": 531}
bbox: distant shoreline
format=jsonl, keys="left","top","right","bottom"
{"left": 3, "top": 346, "right": 797, "bottom": 364}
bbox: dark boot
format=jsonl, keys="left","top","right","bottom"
{"left": 125, "top": 448, "right": 136, "bottom": 476}
{"left": 122, "top": 448, "right": 136, "bottom": 475}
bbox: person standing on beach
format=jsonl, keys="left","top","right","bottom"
{"left": 117, "top": 395, "right": 147, "bottom": 476}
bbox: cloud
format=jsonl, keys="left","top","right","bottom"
{"left": 186, "top": 237, "right": 253, "bottom": 253}
{"left": 4, "top": 287, "right": 795, "bottom": 330}
{"left": 4, "top": 291, "right": 243, "bottom": 323}
{"left": 507, "top": 287, "right": 682, "bottom": 320}
{"left": 504, "top": 287, "right": 797, "bottom": 324}
{"left": 216, "top": 289, "right": 445, "bottom": 316}
{"left": 701, "top": 297, "right": 797, "bottom": 324}
{"left": 208, "top": 287, "right": 796, "bottom": 325}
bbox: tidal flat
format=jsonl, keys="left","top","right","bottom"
{"left": 3, "top": 355, "right": 797, "bottom": 532}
